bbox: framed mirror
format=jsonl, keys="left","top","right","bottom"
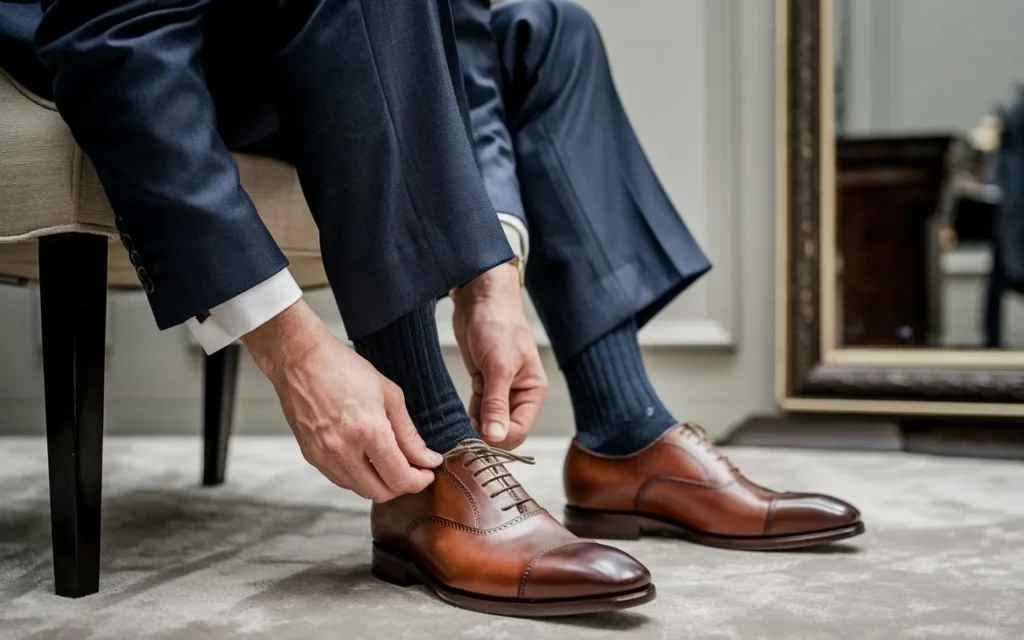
{"left": 776, "top": 0, "right": 1024, "bottom": 415}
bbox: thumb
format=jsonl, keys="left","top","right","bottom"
{"left": 481, "top": 366, "right": 513, "bottom": 444}
{"left": 386, "top": 390, "right": 444, "bottom": 468}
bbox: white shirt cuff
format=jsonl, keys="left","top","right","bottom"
{"left": 498, "top": 213, "right": 530, "bottom": 283}
{"left": 185, "top": 268, "right": 302, "bottom": 354}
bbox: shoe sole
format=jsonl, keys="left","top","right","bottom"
{"left": 563, "top": 506, "right": 865, "bottom": 551}
{"left": 371, "top": 543, "right": 657, "bottom": 617}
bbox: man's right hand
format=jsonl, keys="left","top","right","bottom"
{"left": 242, "top": 301, "right": 442, "bottom": 502}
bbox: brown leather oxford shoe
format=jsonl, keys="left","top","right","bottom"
{"left": 371, "top": 440, "right": 655, "bottom": 617}
{"left": 563, "top": 424, "right": 864, "bottom": 550}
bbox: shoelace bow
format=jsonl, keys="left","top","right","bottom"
{"left": 680, "top": 423, "right": 738, "bottom": 473}
{"left": 445, "top": 440, "right": 536, "bottom": 512}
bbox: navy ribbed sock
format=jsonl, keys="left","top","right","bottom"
{"left": 352, "top": 302, "right": 476, "bottom": 454}
{"left": 562, "top": 318, "right": 678, "bottom": 455}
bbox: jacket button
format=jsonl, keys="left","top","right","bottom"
{"left": 129, "top": 250, "right": 141, "bottom": 267}
{"left": 140, "top": 270, "right": 155, "bottom": 294}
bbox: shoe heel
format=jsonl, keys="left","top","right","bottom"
{"left": 371, "top": 545, "right": 421, "bottom": 588}
{"left": 563, "top": 507, "right": 643, "bottom": 540}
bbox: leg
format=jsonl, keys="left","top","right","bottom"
{"left": 490, "top": 0, "right": 709, "bottom": 454}
{"left": 39, "top": 234, "right": 108, "bottom": 598}
{"left": 983, "top": 242, "right": 1005, "bottom": 348}
{"left": 488, "top": 5, "right": 862, "bottom": 545}
{"left": 353, "top": 303, "right": 474, "bottom": 454}
{"left": 238, "top": 3, "right": 658, "bottom": 609}
{"left": 202, "top": 344, "right": 240, "bottom": 486}
{"left": 261, "top": 0, "right": 513, "bottom": 452}
{"left": 492, "top": 0, "right": 711, "bottom": 365}
{"left": 268, "top": 0, "right": 513, "bottom": 341}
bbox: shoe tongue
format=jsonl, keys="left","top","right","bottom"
{"left": 672, "top": 424, "right": 739, "bottom": 481}
{"left": 462, "top": 450, "right": 508, "bottom": 477}
{"left": 451, "top": 441, "right": 534, "bottom": 514}
{"left": 469, "top": 450, "right": 514, "bottom": 487}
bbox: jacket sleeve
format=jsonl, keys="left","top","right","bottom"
{"left": 34, "top": 0, "right": 287, "bottom": 330}
{"left": 450, "top": 0, "right": 526, "bottom": 222}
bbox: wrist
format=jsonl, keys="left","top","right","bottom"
{"left": 241, "top": 299, "right": 325, "bottom": 382}
{"left": 452, "top": 261, "right": 520, "bottom": 305}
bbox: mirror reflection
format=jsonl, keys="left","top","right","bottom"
{"left": 833, "top": 0, "right": 1024, "bottom": 349}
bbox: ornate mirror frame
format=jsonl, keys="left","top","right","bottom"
{"left": 775, "top": 0, "right": 1024, "bottom": 416}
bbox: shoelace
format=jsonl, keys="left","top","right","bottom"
{"left": 680, "top": 423, "right": 738, "bottom": 473}
{"left": 445, "top": 439, "right": 536, "bottom": 512}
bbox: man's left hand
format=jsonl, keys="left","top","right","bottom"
{"left": 452, "top": 262, "right": 548, "bottom": 450}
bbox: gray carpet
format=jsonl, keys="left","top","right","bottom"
{"left": 1, "top": 437, "right": 1023, "bottom": 640}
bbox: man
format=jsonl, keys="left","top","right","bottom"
{"left": 1, "top": 0, "right": 654, "bottom": 617}
{"left": 451, "top": 0, "right": 865, "bottom": 549}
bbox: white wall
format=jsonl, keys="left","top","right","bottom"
{"left": 839, "top": 0, "right": 1024, "bottom": 135}
{"left": 0, "top": 0, "right": 779, "bottom": 440}
{"left": 940, "top": 249, "right": 1024, "bottom": 348}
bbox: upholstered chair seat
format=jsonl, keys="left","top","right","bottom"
{"left": 0, "top": 68, "right": 327, "bottom": 288}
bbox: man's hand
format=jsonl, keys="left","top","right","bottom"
{"left": 451, "top": 262, "right": 548, "bottom": 450}
{"left": 242, "top": 301, "right": 442, "bottom": 502}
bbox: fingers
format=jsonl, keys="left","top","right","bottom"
{"left": 384, "top": 386, "right": 444, "bottom": 468}
{"left": 469, "top": 374, "right": 483, "bottom": 434}
{"left": 507, "top": 396, "right": 543, "bottom": 450}
{"left": 368, "top": 456, "right": 432, "bottom": 497}
{"left": 310, "top": 424, "right": 433, "bottom": 503}
{"left": 368, "top": 453, "right": 434, "bottom": 498}
{"left": 346, "top": 455, "right": 400, "bottom": 504}
{"left": 360, "top": 426, "right": 435, "bottom": 501}
{"left": 308, "top": 435, "right": 384, "bottom": 500}
{"left": 505, "top": 361, "right": 548, "bottom": 450}
{"left": 365, "top": 421, "right": 435, "bottom": 494}
{"left": 480, "top": 365, "right": 513, "bottom": 445}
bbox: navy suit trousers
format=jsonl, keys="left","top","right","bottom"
{"left": 485, "top": 0, "right": 712, "bottom": 363}
{"left": 20, "top": 0, "right": 513, "bottom": 338}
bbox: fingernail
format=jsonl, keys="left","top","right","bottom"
{"left": 427, "top": 450, "right": 443, "bottom": 465}
{"left": 484, "top": 422, "right": 505, "bottom": 440}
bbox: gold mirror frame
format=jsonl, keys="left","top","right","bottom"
{"left": 775, "top": 0, "right": 1024, "bottom": 416}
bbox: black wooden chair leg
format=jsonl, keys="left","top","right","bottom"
{"left": 202, "top": 344, "right": 239, "bottom": 486}
{"left": 39, "top": 234, "right": 108, "bottom": 598}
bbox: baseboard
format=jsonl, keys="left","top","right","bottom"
{"left": 901, "top": 421, "right": 1024, "bottom": 460}
{"left": 723, "top": 413, "right": 1024, "bottom": 461}
{"left": 720, "top": 414, "right": 903, "bottom": 451}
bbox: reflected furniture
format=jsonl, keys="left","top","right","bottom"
{"left": 835, "top": 136, "right": 952, "bottom": 348}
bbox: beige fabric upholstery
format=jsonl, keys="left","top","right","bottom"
{"left": 0, "top": 68, "right": 327, "bottom": 289}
